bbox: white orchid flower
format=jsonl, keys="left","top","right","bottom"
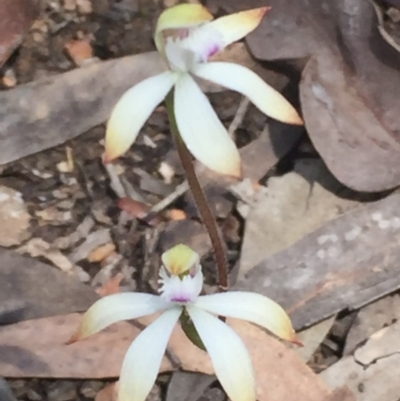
{"left": 74, "top": 244, "right": 298, "bottom": 401}
{"left": 104, "top": 4, "right": 303, "bottom": 178}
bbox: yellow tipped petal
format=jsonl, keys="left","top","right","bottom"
{"left": 119, "top": 308, "right": 182, "bottom": 401}
{"left": 162, "top": 244, "right": 200, "bottom": 276}
{"left": 187, "top": 305, "right": 256, "bottom": 401}
{"left": 174, "top": 74, "right": 242, "bottom": 178}
{"left": 195, "top": 291, "right": 297, "bottom": 343}
{"left": 155, "top": 4, "right": 213, "bottom": 52}
{"left": 210, "top": 7, "right": 270, "bottom": 48}
{"left": 193, "top": 62, "right": 303, "bottom": 125}
{"left": 157, "top": 4, "right": 213, "bottom": 31}
{"left": 72, "top": 293, "right": 170, "bottom": 341}
{"left": 104, "top": 71, "right": 177, "bottom": 163}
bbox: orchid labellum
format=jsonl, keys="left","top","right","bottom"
{"left": 74, "top": 244, "right": 298, "bottom": 401}
{"left": 104, "top": 4, "right": 303, "bottom": 177}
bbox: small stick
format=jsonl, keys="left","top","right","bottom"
{"left": 228, "top": 97, "right": 250, "bottom": 139}
{"left": 147, "top": 180, "right": 189, "bottom": 215}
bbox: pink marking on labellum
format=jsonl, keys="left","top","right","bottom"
{"left": 207, "top": 44, "right": 220, "bottom": 58}
{"left": 171, "top": 295, "right": 191, "bottom": 303}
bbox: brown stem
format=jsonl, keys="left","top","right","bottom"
{"left": 165, "top": 91, "right": 228, "bottom": 290}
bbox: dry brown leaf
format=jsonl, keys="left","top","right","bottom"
{"left": 0, "top": 313, "right": 330, "bottom": 401}
{"left": 64, "top": 38, "right": 94, "bottom": 67}
{"left": 117, "top": 197, "right": 162, "bottom": 226}
{"left": 166, "top": 372, "right": 216, "bottom": 401}
{"left": 96, "top": 274, "right": 123, "bottom": 297}
{"left": 321, "top": 320, "right": 400, "bottom": 400}
{"left": 236, "top": 191, "right": 400, "bottom": 330}
{"left": 88, "top": 243, "right": 116, "bottom": 263}
{"left": 0, "top": 250, "right": 98, "bottom": 324}
{"left": 167, "top": 209, "right": 187, "bottom": 221}
{"left": 239, "top": 159, "right": 359, "bottom": 279}
{"left": 215, "top": 0, "right": 400, "bottom": 192}
{"left": 0, "top": 0, "right": 39, "bottom": 67}
{"left": 117, "top": 197, "right": 150, "bottom": 219}
{"left": 158, "top": 220, "right": 212, "bottom": 258}
{"left": 95, "top": 382, "right": 118, "bottom": 401}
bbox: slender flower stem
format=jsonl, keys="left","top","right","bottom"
{"left": 165, "top": 91, "right": 228, "bottom": 291}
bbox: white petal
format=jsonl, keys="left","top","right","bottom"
{"left": 118, "top": 307, "right": 182, "bottom": 401}
{"left": 104, "top": 71, "right": 177, "bottom": 162}
{"left": 195, "top": 292, "right": 297, "bottom": 342}
{"left": 193, "top": 62, "right": 303, "bottom": 125}
{"left": 76, "top": 293, "right": 171, "bottom": 339}
{"left": 174, "top": 8, "right": 269, "bottom": 64}
{"left": 174, "top": 74, "right": 241, "bottom": 177}
{"left": 187, "top": 305, "right": 256, "bottom": 401}
{"left": 208, "top": 8, "right": 269, "bottom": 49}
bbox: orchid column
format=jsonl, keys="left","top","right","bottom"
{"left": 103, "top": 4, "right": 302, "bottom": 289}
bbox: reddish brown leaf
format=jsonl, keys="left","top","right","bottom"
{"left": 117, "top": 197, "right": 162, "bottom": 226}
{"left": 117, "top": 197, "right": 150, "bottom": 219}
{"left": 0, "top": 0, "right": 39, "bottom": 67}
{"left": 95, "top": 383, "right": 118, "bottom": 401}
{"left": 64, "top": 37, "right": 94, "bottom": 67}
{"left": 0, "top": 313, "right": 330, "bottom": 401}
{"left": 96, "top": 274, "right": 123, "bottom": 297}
{"left": 87, "top": 244, "right": 116, "bottom": 263}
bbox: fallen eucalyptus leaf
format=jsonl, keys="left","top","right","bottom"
{"left": 321, "top": 320, "right": 400, "bottom": 401}
{"left": 236, "top": 191, "right": 400, "bottom": 330}
{"left": 0, "top": 313, "right": 330, "bottom": 401}
{"left": 216, "top": 0, "right": 400, "bottom": 192}
{"left": 0, "top": 249, "right": 98, "bottom": 323}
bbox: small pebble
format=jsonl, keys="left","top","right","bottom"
{"left": 27, "top": 388, "right": 43, "bottom": 401}
{"left": 0, "top": 378, "right": 18, "bottom": 401}
{"left": 77, "top": 0, "right": 93, "bottom": 14}
{"left": 2, "top": 69, "right": 17, "bottom": 88}
{"left": 47, "top": 381, "right": 77, "bottom": 401}
{"left": 80, "top": 381, "right": 104, "bottom": 399}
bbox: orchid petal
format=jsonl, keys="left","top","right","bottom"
{"left": 104, "top": 71, "right": 177, "bottom": 163}
{"left": 174, "top": 74, "right": 241, "bottom": 177}
{"left": 193, "top": 62, "right": 303, "bottom": 125}
{"left": 119, "top": 307, "right": 182, "bottom": 401}
{"left": 75, "top": 293, "right": 171, "bottom": 340}
{"left": 187, "top": 305, "right": 256, "bottom": 401}
{"left": 161, "top": 243, "right": 200, "bottom": 276}
{"left": 155, "top": 4, "right": 213, "bottom": 53}
{"left": 208, "top": 7, "right": 269, "bottom": 50}
{"left": 195, "top": 291, "right": 297, "bottom": 343}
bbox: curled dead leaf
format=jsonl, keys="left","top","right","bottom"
{"left": 244, "top": 0, "right": 400, "bottom": 192}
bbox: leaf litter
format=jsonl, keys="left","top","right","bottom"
{"left": 2, "top": 0, "right": 400, "bottom": 400}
